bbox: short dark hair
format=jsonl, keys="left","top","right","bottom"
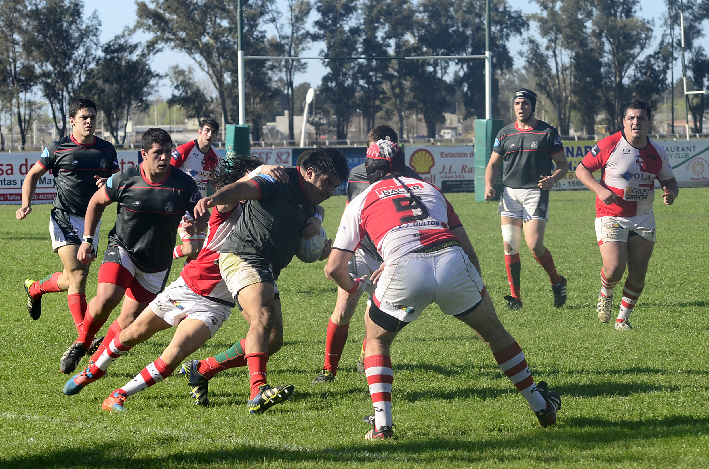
{"left": 69, "top": 99, "right": 97, "bottom": 119}
{"left": 367, "top": 125, "right": 398, "bottom": 145}
{"left": 300, "top": 146, "right": 350, "bottom": 183}
{"left": 141, "top": 128, "right": 172, "bottom": 152}
{"left": 200, "top": 118, "right": 220, "bottom": 132}
{"left": 626, "top": 99, "right": 652, "bottom": 120}
{"left": 209, "top": 156, "right": 261, "bottom": 190}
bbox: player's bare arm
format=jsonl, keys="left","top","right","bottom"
{"left": 484, "top": 152, "right": 503, "bottom": 201}
{"left": 16, "top": 162, "right": 48, "bottom": 220}
{"left": 324, "top": 248, "right": 359, "bottom": 293}
{"left": 660, "top": 177, "right": 679, "bottom": 205}
{"left": 194, "top": 179, "right": 260, "bottom": 218}
{"left": 77, "top": 189, "right": 113, "bottom": 265}
{"left": 538, "top": 150, "right": 569, "bottom": 190}
{"left": 575, "top": 163, "right": 618, "bottom": 205}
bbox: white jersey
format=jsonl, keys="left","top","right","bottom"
{"left": 171, "top": 140, "right": 222, "bottom": 198}
{"left": 334, "top": 176, "right": 463, "bottom": 263}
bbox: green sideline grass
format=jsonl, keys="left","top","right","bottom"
{"left": 0, "top": 189, "right": 707, "bottom": 468}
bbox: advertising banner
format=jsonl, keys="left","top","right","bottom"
{"left": 403, "top": 146, "right": 475, "bottom": 192}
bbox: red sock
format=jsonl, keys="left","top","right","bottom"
{"left": 78, "top": 313, "right": 109, "bottom": 349}
{"left": 67, "top": 293, "right": 87, "bottom": 332}
{"left": 323, "top": 320, "right": 349, "bottom": 375}
{"left": 30, "top": 272, "right": 62, "bottom": 297}
{"left": 89, "top": 334, "right": 132, "bottom": 378}
{"left": 504, "top": 253, "right": 522, "bottom": 299}
{"left": 246, "top": 352, "right": 269, "bottom": 399}
{"left": 534, "top": 248, "right": 562, "bottom": 284}
{"left": 198, "top": 339, "right": 247, "bottom": 379}
{"left": 90, "top": 320, "right": 123, "bottom": 362}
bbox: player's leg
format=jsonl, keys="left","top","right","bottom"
{"left": 454, "top": 293, "right": 560, "bottom": 427}
{"left": 63, "top": 305, "right": 171, "bottom": 395}
{"left": 363, "top": 305, "right": 399, "bottom": 440}
{"left": 56, "top": 244, "right": 91, "bottom": 331}
{"left": 614, "top": 234, "right": 654, "bottom": 330}
{"left": 102, "top": 318, "right": 215, "bottom": 412}
{"left": 524, "top": 218, "right": 566, "bottom": 307}
{"left": 313, "top": 288, "right": 360, "bottom": 384}
{"left": 501, "top": 216, "right": 524, "bottom": 309}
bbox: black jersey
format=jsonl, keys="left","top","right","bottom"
{"left": 104, "top": 164, "right": 201, "bottom": 272}
{"left": 38, "top": 135, "right": 119, "bottom": 216}
{"left": 220, "top": 167, "right": 316, "bottom": 279}
{"left": 493, "top": 120, "right": 563, "bottom": 189}
{"left": 347, "top": 163, "right": 421, "bottom": 258}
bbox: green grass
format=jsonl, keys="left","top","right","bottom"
{"left": 1, "top": 189, "right": 708, "bottom": 468}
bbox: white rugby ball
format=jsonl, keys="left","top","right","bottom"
{"left": 297, "top": 226, "right": 327, "bottom": 263}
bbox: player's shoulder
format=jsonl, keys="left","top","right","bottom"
{"left": 647, "top": 138, "right": 669, "bottom": 157}
{"left": 175, "top": 140, "right": 197, "bottom": 152}
{"left": 93, "top": 136, "right": 117, "bottom": 152}
{"left": 348, "top": 163, "right": 367, "bottom": 182}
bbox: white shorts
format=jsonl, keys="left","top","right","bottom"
{"left": 595, "top": 213, "right": 656, "bottom": 244}
{"left": 149, "top": 277, "right": 232, "bottom": 337}
{"left": 219, "top": 252, "right": 280, "bottom": 298}
{"left": 498, "top": 187, "right": 550, "bottom": 222}
{"left": 348, "top": 248, "right": 380, "bottom": 297}
{"left": 372, "top": 246, "right": 485, "bottom": 323}
{"left": 49, "top": 210, "right": 101, "bottom": 253}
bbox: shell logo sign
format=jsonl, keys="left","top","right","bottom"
{"left": 409, "top": 148, "right": 435, "bottom": 174}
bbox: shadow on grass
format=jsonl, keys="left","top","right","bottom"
{"left": 5, "top": 415, "right": 709, "bottom": 468}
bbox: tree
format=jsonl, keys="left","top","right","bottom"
{"left": 136, "top": 0, "right": 239, "bottom": 124}
{"left": 0, "top": 0, "right": 36, "bottom": 148}
{"left": 412, "top": 0, "right": 465, "bottom": 137}
{"left": 25, "top": 0, "right": 100, "bottom": 138}
{"left": 167, "top": 66, "right": 213, "bottom": 122}
{"left": 266, "top": 0, "right": 312, "bottom": 141}
{"left": 357, "top": 0, "right": 390, "bottom": 133}
{"left": 590, "top": 0, "right": 652, "bottom": 130}
{"left": 82, "top": 32, "right": 158, "bottom": 145}
{"left": 525, "top": 0, "right": 583, "bottom": 136}
{"left": 456, "top": 0, "right": 527, "bottom": 121}
{"left": 313, "top": 0, "right": 361, "bottom": 140}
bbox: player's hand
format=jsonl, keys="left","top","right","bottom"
{"left": 181, "top": 216, "right": 197, "bottom": 236}
{"left": 262, "top": 165, "right": 289, "bottom": 183}
{"left": 345, "top": 275, "right": 367, "bottom": 302}
{"left": 16, "top": 206, "right": 31, "bottom": 220}
{"left": 538, "top": 175, "right": 554, "bottom": 190}
{"left": 194, "top": 197, "right": 214, "bottom": 218}
{"left": 484, "top": 186, "right": 495, "bottom": 201}
{"left": 318, "top": 239, "right": 333, "bottom": 261}
{"left": 598, "top": 188, "right": 619, "bottom": 205}
{"left": 370, "top": 262, "right": 386, "bottom": 284}
{"left": 661, "top": 187, "right": 676, "bottom": 205}
{"left": 95, "top": 175, "right": 108, "bottom": 188}
{"left": 77, "top": 242, "right": 96, "bottom": 265}
{"left": 302, "top": 216, "right": 322, "bottom": 239}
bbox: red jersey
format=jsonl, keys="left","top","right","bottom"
{"left": 180, "top": 204, "right": 242, "bottom": 301}
{"left": 334, "top": 176, "right": 462, "bottom": 263}
{"left": 581, "top": 131, "right": 674, "bottom": 217}
{"left": 171, "top": 140, "right": 222, "bottom": 197}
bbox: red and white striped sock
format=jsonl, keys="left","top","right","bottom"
{"left": 617, "top": 281, "right": 642, "bottom": 321}
{"left": 600, "top": 269, "right": 620, "bottom": 298}
{"left": 364, "top": 354, "right": 394, "bottom": 430}
{"left": 89, "top": 335, "right": 132, "bottom": 378}
{"left": 493, "top": 342, "right": 546, "bottom": 412}
{"left": 121, "top": 357, "right": 175, "bottom": 397}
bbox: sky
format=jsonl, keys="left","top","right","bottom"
{"left": 86, "top": 1, "right": 691, "bottom": 99}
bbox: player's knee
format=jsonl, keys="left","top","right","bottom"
{"left": 501, "top": 224, "right": 522, "bottom": 255}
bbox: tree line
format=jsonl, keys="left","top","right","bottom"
{"left": 1, "top": 0, "right": 708, "bottom": 148}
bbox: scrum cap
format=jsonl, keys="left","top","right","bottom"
{"left": 365, "top": 139, "right": 405, "bottom": 184}
{"left": 513, "top": 88, "right": 537, "bottom": 113}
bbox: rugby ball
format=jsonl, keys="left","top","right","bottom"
{"left": 297, "top": 226, "right": 327, "bottom": 263}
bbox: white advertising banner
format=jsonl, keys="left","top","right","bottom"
{"left": 403, "top": 145, "right": 475, "bottom": 192}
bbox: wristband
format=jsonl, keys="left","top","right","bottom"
{"left": 82, "top": 236, "right": 94, "bottom": 245}
{"left": 313, "top": 212, "right": 323, "bottom": 222}
{"left": 346, "top": 277, "right": 364, "bottom": 294}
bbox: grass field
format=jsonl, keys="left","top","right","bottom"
{"left": 1, "top": 189, "right": 708, "bottom": 468}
